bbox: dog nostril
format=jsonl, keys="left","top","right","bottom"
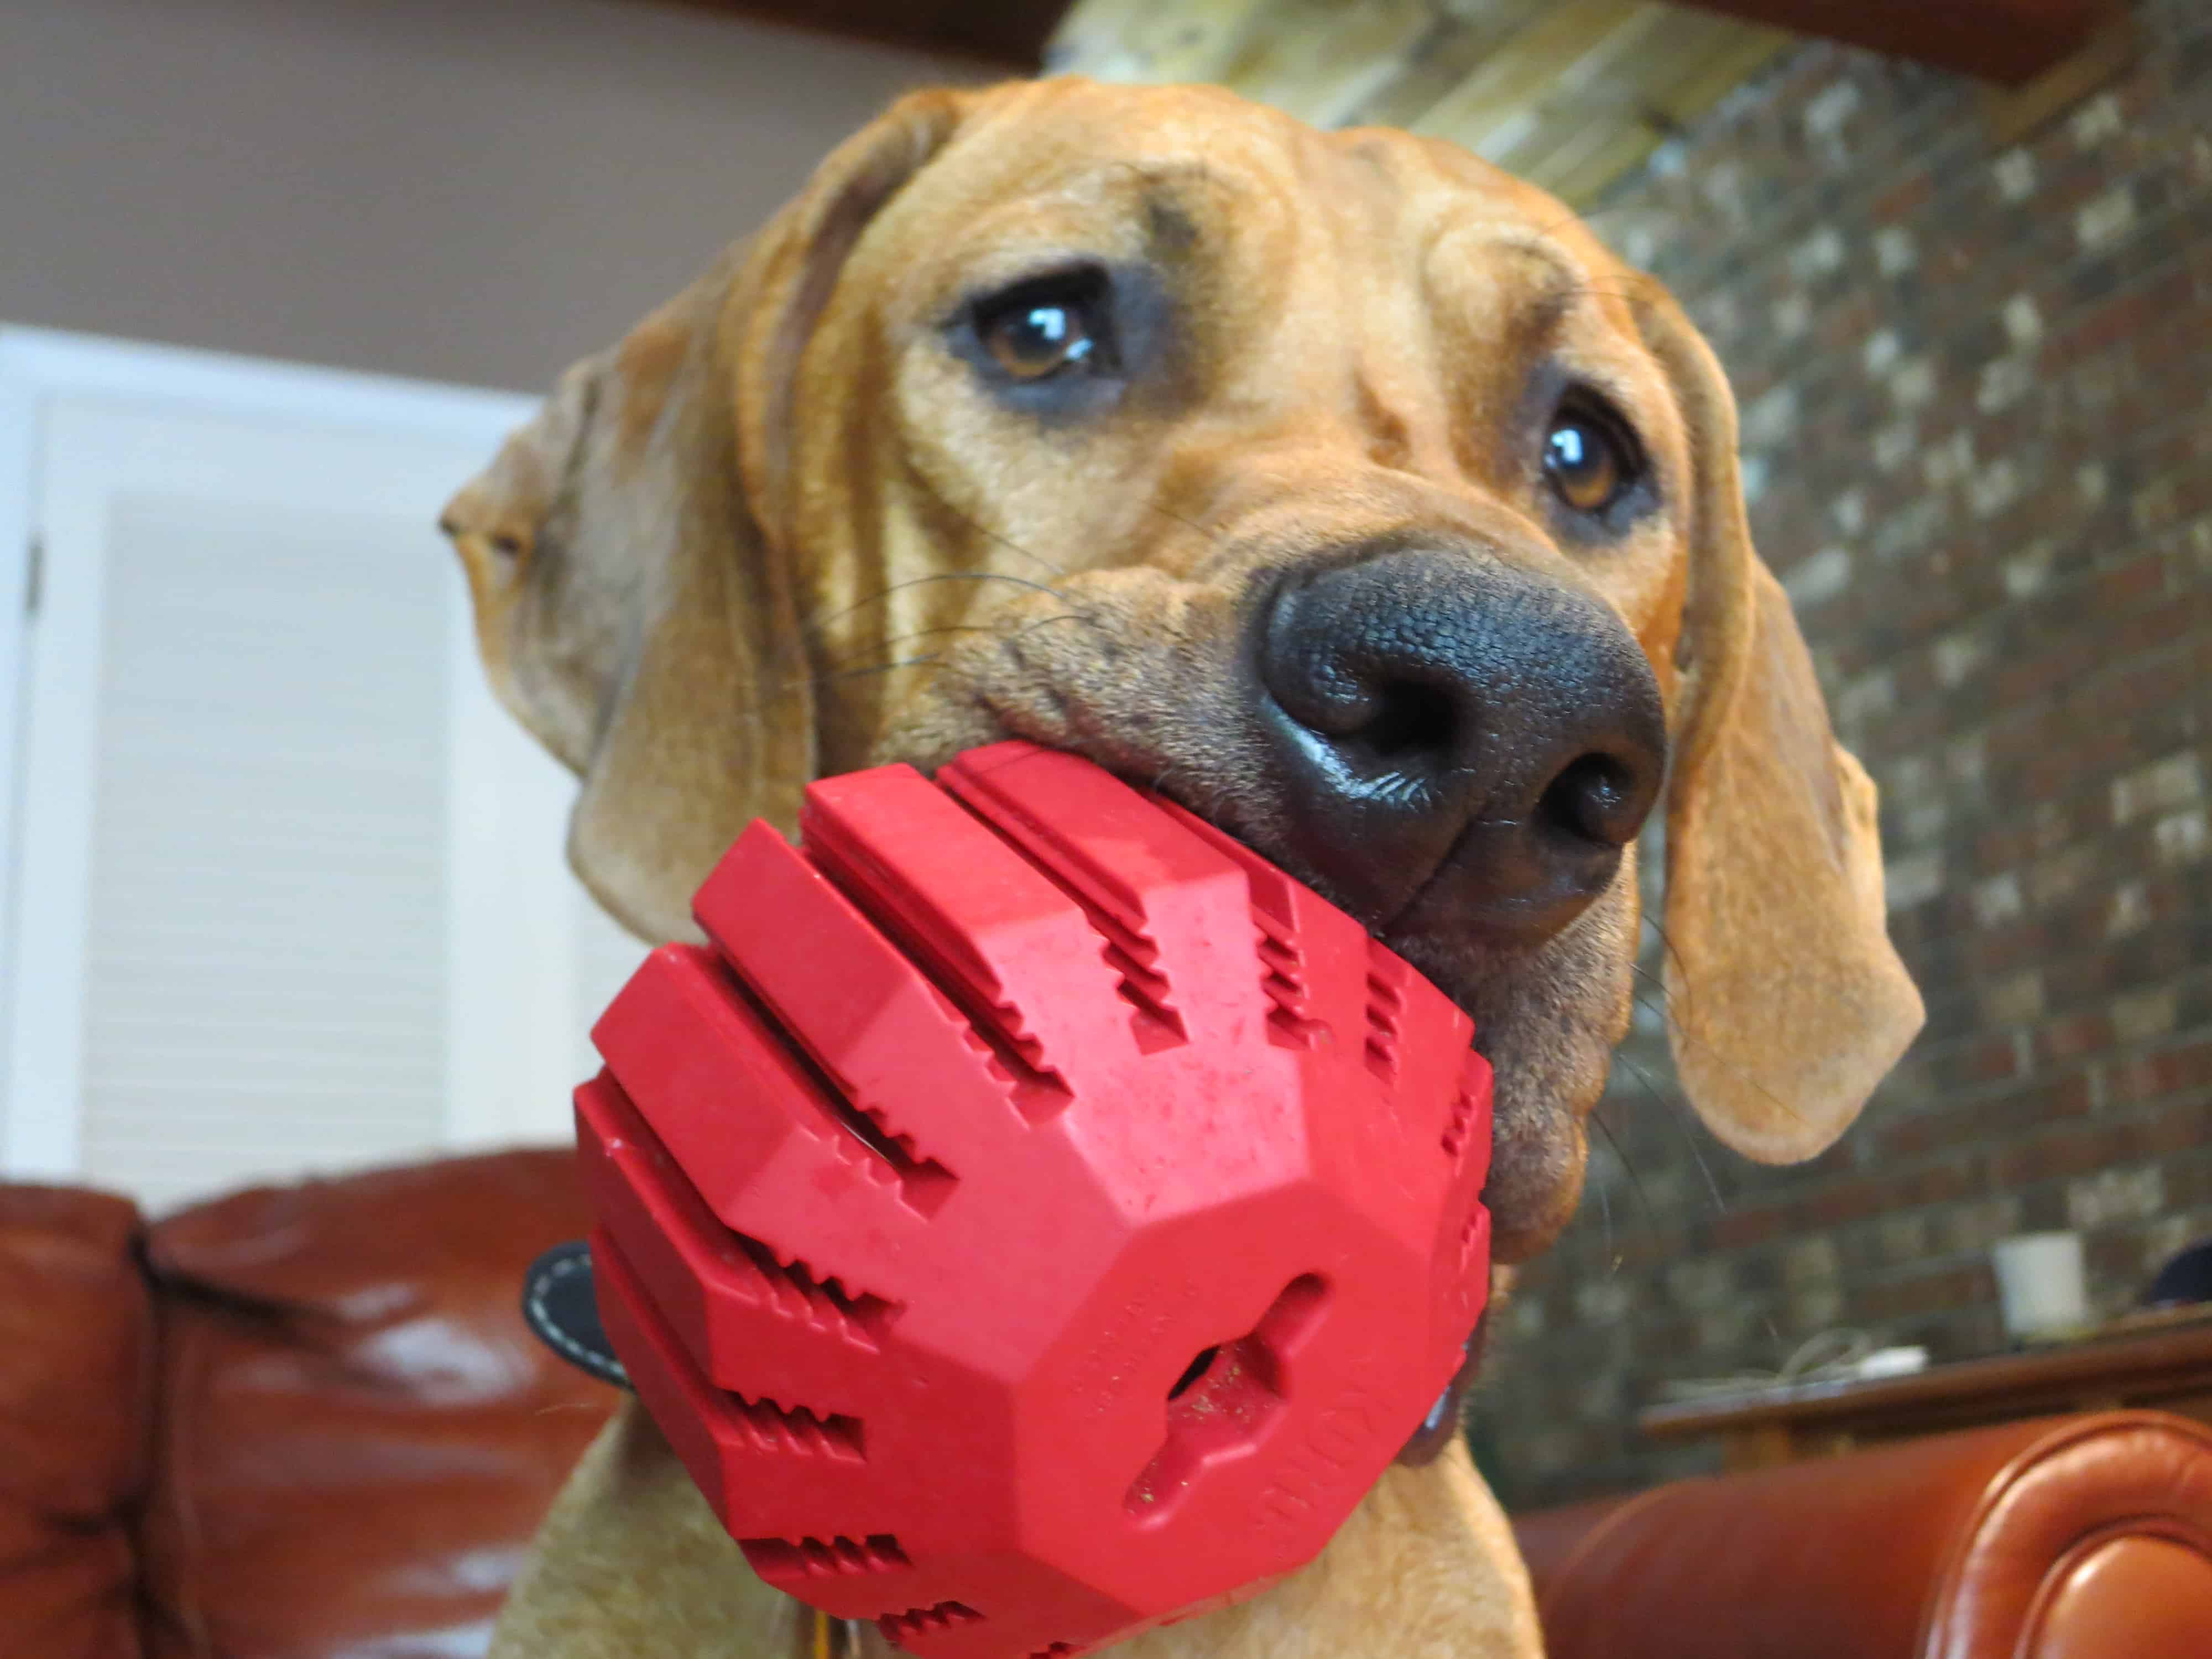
{"left": 1255, "top": 549, "right": 1669, "bottom": 930}
{"left": 1168, "top": 1347, "right": 1220, "bottom": 1401}
{"left": 1540, "top": 753, "right": 1645, "bottom": 849}
{"left": 1357, "top": 680, "right": 1458, "bottom": 761}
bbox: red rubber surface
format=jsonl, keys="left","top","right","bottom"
{"left": 579, "top": 742, "right": 1491, "bottom": 1658}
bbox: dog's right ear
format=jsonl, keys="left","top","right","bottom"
{"left": 440, "top": 87, "right": 974, "bottom": 942}
{"left": 1637, "top": 281, "right": 1925, "bottom": 1165}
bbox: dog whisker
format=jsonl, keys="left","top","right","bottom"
{"left": 815, "top": 619, "right": 1040, "bottom": 676}
{"left": 999, "top": 609, "right": 1103, "bottom": 646}
{"left": 1629, "top": 960, "right": 1668, "bottom": 1010}
{"left": 1588, "top": 1102, "right": 1662, "bottom": 1243}
{"left": 1615, "top": 1048, "right": 1727, "bottom": 1216}
{"left": 799, "top": 612, "right": 1113, "bottom": 740}
{"left": 810, "top": 569, "right": 1077, "bottom": 634}
{"left": 1637, "top": 912, "right": 1694, "bottom": 993}
{"left": 825, "top": 622, "right": 991, "bottom": 660}
{"left": 1140, "top": 495, "right": 1233, "bottom": 550}
{"left": 893, "top": 444, "right": 1073, "bottom": 582}
{"left": 1592, "top": 1140, "right": 1615, "bottom": 1263}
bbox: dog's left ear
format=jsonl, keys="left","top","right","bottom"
{"left": 1638, "top": 283, "right": 1924, "bottom": 1163}
{"left": 441, "top": 87, "right": 975, "bottom": 941}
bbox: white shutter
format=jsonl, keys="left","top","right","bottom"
{"left": 1, "top": 336, "right": 609, "bottom": 1213}
{"left": 77, "top": 482, "right": 451, "bottom": 1208}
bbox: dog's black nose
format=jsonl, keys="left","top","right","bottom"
{"left": 1256, "top": 549, "right": 1666, "bottom": 938}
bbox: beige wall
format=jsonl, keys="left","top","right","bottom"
{"left": 0, "top": 0, "right": 973, "bottom": 392}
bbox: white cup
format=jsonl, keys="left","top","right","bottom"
{"left": 1991, "top": 1232, "right": 2090, "bottom": 1342}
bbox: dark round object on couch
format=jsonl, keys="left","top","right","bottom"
{"left": 2145, "top": 1238, "right": 2212, "bottom": 1307}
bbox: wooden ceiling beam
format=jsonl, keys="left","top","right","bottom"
{"left": 659, "top": 0, "right": 1069, "bottom": 69}
{"left": 1672, "top": 0, "right": 2122, "bottom": 85}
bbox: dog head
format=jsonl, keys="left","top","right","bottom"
{"left": 444, "top": 79, "right": 1919, "bottom": 1287}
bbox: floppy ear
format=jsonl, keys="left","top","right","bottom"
{"left": 440, "top": 87, "right": 973, "bottom": 942}
{"left": 1639, "top": 284, "right": 1924, "bottom": 1163}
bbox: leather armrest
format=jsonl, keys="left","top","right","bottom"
{"left": 136, "top": 1149, "right": 617, "bottom": 1659}
{"left": 1511, "top": 1410, "right": 2212, "bottom": 1659}
{"left": 0, "top": 1183, "right": 153, "bottom": 1659}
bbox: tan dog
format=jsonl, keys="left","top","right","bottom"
{"left": 444, "top": 78, "right": 1921, "bottom": 1659}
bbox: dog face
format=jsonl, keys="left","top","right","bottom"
{"left": 444, "top": 80, "right": 1919, "bottom": 1282}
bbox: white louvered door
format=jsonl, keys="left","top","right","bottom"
{"left": 1, "top": 332, "right": 650, "bottom": 1213}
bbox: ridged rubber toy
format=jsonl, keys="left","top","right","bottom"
{"left": 577, "top": 741, "right": 1492, "bottom": 1659}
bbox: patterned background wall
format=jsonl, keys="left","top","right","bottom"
{"left": 1053, "top": 0, "right": 2212, "bottom": 1509}
{"left": 1476, "top": 0, "right": 2212, "bottom": 1505}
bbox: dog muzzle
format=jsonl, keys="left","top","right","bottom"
{"left": 552, "top": 742, "right": 1491, "bottom": 1658}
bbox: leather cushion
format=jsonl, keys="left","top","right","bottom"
{"left": 0, "top": 1184, "right": 152, "bottom": 1659}
{"left": 2029, "top": 1533, "right": 2212, "bottom": 1658}
{"left": 1515, "top": 1410, "right": 2212, "bottom": 1659}
{"left": 1934, "top": 1412, "right": 2212, "bottom": 1656}
{"left": 136, "top": 1149, "right": 617, "bottom": 1659}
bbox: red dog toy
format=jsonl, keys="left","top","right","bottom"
{"left": 577, "top": 742, "right": 1491, "bottom": 1658}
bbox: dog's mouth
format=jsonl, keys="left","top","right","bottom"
{"left": 888, "top": 575, "right": 1646, "bottom": 1412}
{"left": 902, "top": 707, "right": 1609, "bottom": 1274}
{"left": 1138, "top": 778, "right": 1606, "bottom": 1265}
{"left": 1178, "top": 796, "right": 1521, "bottom": 1463}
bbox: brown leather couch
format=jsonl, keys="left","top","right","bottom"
{"left": 1, "top": 1150, "right": 618, "bottom": 1659}
{"left": 1514, "top": 1410, "right": 2212, "bottom": 1658}
{"left": 6, "top": 1150, "right": 2210, "bottom": 1658}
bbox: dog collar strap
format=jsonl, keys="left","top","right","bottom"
{"left": 521, "top": 1234, "right": 1483, "bottom": 1478}
{"left": 812, "top": 1609, "right": 868, "bottom": 1659}
{"left": 520, "top": 1239, "right": 630, "bottom": 1390}
{"left": 519, "top": 1241, "right": 1486, "bottom": 1461}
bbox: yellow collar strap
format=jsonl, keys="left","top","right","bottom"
{"left": 812, "top": 1609, "right": 869, "bottom": 1659}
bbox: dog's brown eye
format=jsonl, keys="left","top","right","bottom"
{"left": 1543, "top": 411, "right": 1632, "bottom": 515}
{"left": 968, "top": 269, "right": 1118, "bottom": 391}
{"left": 982, "top": 300, "right": 1096, "bottom": 380}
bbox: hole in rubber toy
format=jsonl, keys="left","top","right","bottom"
{"left": 1124, "top": 1274, "right": 1329, "bottom": 1521}
{"left": 1166, "top": 1346, "right": 1219, "bottom": 1401}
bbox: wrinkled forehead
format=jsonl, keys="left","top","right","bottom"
{"left": 878, "top": 82, "right": 1644, "bottom": 334}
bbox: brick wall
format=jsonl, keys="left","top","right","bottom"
{"left": 1478, "top": 0, "right": 2212, "bottom": 1509}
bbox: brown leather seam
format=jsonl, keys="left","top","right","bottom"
{"left": 2013, "top": 1515, "right": 2212, "bottom": 1656}
{"left": 1917, "top": 1410, "right": 2212, "bottom": 1657}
